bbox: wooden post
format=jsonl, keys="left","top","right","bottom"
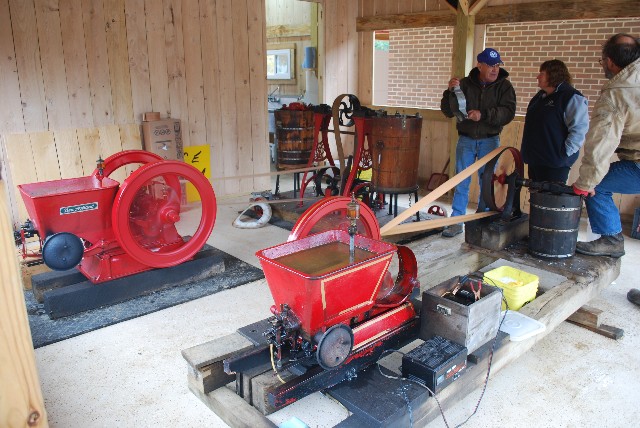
{"left": 0, "top": 184, "right": 48, "bottom": 427}
{"left": 448, "top": 7, "right": 475, "bottom": 179}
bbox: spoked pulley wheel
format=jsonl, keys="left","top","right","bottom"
{"left": 112, "top": 161, "right": 216, "bottom": 268}
{"left": 481, "top": 147, "right": 524, "bottom": 212}
{"left": 288, "top": 196, "right": 380, "bottom": 241}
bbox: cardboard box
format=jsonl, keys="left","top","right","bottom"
{"left": 142, "top": 113, "right": 183, "bottom": 160}
{"left": 420, "top": 276, "right": 501, "bottom": 354}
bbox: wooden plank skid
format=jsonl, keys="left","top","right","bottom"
{"left": 183, "top": 332, "right": 255, "bottom": 395}
{"left": 567, "top": 305, "right": 603, "bottom": 327}
{"left": 566, "top": 306, "right": 624, "bottom": 340}
{"left": 566, "top": 320, "right": 624, "bottom": 340}
{"left": 187, "top": 383, "right": 276, "bottom": 428}
{"left": 42, "top": 248, "right": 225, "bottom": 318}
{"left": 182, "top": 243, "right": 620, "bottom": 427}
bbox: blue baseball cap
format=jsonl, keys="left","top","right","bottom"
{"left": 477, "top": 48, "right": 503, "bottom": 66}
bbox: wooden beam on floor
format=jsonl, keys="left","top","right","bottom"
{"left": 566, "top": 305, "right": 624, "bottom": 340}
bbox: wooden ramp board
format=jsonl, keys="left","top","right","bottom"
{"left": 182, "top": 241, "right": 620, "bottom": 427}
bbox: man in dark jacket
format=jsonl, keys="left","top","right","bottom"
{"left": 440, "top": 48, "right": 516, "bottom": 237}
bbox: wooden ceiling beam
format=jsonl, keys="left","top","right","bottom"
{"left": 356, "top": 10, "right": 456, "bottom": 32}
{"left": 469, "top": 0, "right": 491, "bottom": 16}
{"left": 475, "top": 0, "right": 640, "bottom": 24}
{"left": 356, "top": 0, "right": 639, "bottom": 32}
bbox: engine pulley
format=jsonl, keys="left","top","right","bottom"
{"left": 315, "top": 324, "right": 354, "bottom": 370}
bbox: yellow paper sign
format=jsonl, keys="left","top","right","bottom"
{"left": 183, "top": 145, "right": 211, "bottom": 203}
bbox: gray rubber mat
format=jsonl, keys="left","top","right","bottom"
{"left": 26, "top": 247, "right": 264, "bottom": 349}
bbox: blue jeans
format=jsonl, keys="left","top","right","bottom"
{"left": 586, "top": 160, "right": 640, "bottom": 235}
{"left": 451, "top": 135, "right": 501, "bottom": 217}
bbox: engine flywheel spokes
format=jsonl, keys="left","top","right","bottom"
{"left": 112, "top": 161, "right": 216, "bottom": 268}
{"left": 288, "top": 196, "right": 380, "bottom": 241}
{"left": 481, "top": 147, "right": 524, "bottom": 212}
{"left": 93, "top": 150, "right": 165, "bottom": 179}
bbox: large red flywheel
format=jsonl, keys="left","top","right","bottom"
{"left": 112, "top": 160, "right": 216, "bottom": 268}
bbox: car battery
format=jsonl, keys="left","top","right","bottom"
{"left": 401, "top": 335, "right": 467, "bottom": 394}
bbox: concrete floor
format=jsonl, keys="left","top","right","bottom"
{"left": 34, "top": 177, "right": 640, "bottom": 428}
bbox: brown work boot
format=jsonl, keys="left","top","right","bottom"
{"left": 628, "top": 289, "right": 640, "bottom": 307}
{"left": 575, "top": 233, "right": 625, "bottom": 258}
{"left": 442, "top": 223, "right": 463, "bottom": 238}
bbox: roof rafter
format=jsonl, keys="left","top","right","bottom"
{"left": 356, "top": 0, "right": 639, "bottom": 32}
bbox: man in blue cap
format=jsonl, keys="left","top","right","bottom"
{"left": 440, "top": 48, "right": 516, "bottom": 237}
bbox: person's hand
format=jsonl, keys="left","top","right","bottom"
{"left": 467, "top": 110, "right": 481, "bottom": 121}
{"left": 448, "top": 78, "right": 460, "bottom": 90}
{"left": 572, "top": 184, "right": 594, "bottom": 197}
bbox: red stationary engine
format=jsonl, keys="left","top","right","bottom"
{"left": 250, "top": 196, "right": 420, "bottom": 409}
{"left": 17, "top": 150, "right": 216, "bottom": 283}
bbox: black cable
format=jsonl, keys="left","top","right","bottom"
{"left": 376, "top": 278, "right": 510, "bottom": 428}
{"left": 376, "top": 349, "right": 451, "bottom": 428}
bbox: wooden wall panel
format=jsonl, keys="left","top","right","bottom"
{"left": 9, "top": 0, "right": 46, "bottom": 133}
{"left": 82, "top": 0, "right": 115, "bottom": 126}
{"left": 125, "top": 0, "right": 153, "bottom": 121}
{"left": 183, "top": 0, "right": 207, "bottom": 147}
{"left": 0, "top": 0, "right": 27, "bottom": 134}
{"left": 105, "top": 0, "right": 135, "bottom": 125}
{"left": 357, "top": 0, "right": 374, "bottom": 104}
{"left": 54, "top": 129, "right": 84, "bottom": 179}
{"left": 146, "top": 0, "right": 171, "bottom": 117}
{"left": 199, "top": 0, "right": 225, "bottom": 189}
{"left": 232, "top": 0, "right": 254, "bottom": 192}
{"left": 248, "top": 0, "right": 271, "bottom": 191}
{"left": 30, "top": 132, "right": 61, "bottom": 182}
{"left": 164, "top": 0, "right": 190, "bottom": 146}
{"left": 216, "top": 0, "right": 240, "bottom": 195}
{"left": 60, "top": 0, "right": 94, "bottom": 128}
{"left": 35, "top": 0, "right": 72, "bottom": 130}
{"left": 2, "top": 134, "right": 38, "bottom": 222}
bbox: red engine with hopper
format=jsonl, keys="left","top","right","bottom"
{"left": 17, "top": 150, "right": 216, "bottom": 284}
{"left": 224, "top": 195, "right": 420, "bottom": 413}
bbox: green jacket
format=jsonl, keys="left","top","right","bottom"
{"left": 575, "top": 57, "right": 640, "bottom": 190}
{"left": 440, "top": 67, "right": 516, "bottom": 139}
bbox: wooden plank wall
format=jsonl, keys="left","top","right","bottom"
{"left": 0, "top": 0, "right": 269, "bottom": 228}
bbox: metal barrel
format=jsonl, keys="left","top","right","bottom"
{"left": 528, "top": 190, "right": 582, "bottom": 259}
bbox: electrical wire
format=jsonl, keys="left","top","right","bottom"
{"left": 376, "top": 277, "right": 511, "bottom": 428}
{"left": 376, "top": 349, "right": 451, "bottom": 428}
{"left": 269, "top": 344, "right": 287, "bottom": 384}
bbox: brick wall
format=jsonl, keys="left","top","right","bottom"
{"left": 385, "top": 18, "right": 640, "bottom": 115}
{"left": 387, "top": 27, "right": 453, "bottom": 108}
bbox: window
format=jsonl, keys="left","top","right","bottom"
{"left": 267, "top": 49, "right": 293, "bottom": 80}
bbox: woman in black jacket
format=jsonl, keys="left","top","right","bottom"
{"left": 521, "top": 60, "right": 589, "bottom": 183}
